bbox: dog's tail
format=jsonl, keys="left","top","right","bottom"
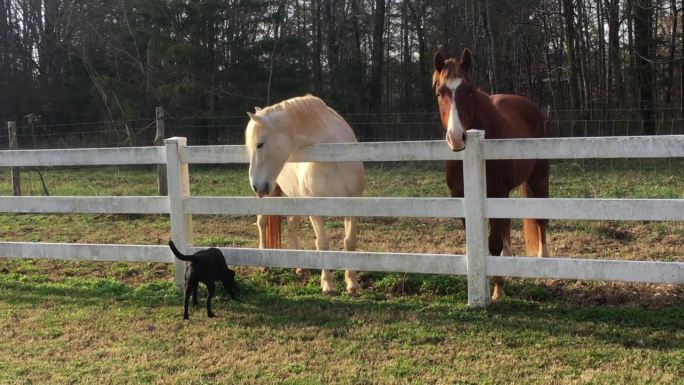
{"left": 168, "top": 240, "right": 195, "bottom": 262}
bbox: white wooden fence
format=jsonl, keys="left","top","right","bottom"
{"left": 1, "top": 130, "right": 683, "bottom": 308}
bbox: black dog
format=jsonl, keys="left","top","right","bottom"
{"left": 168, "top": 240, "right": 238, "bottom": 320}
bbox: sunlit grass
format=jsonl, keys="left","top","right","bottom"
{"left": 0, "top": 161, "right": 682, "bottom": 383}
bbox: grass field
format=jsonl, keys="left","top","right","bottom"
{"left": 0, "top": 161, "right": 682, "bottom": 384}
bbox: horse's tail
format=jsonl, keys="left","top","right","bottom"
{"left": 520, "top": 164, "right": 550, "bottom": 258}
{"left": 265, "top": 186, "right": 282, "bottom": 249}
{"left": 522, "top": 218, "right": 542, "bottom": 257}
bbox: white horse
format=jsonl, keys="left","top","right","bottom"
{"left": 245, "top": 95, "right": 364, "bottom": 295}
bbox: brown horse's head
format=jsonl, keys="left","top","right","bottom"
{"left": 433, "top": 48, "right": 476, "bottom": 151}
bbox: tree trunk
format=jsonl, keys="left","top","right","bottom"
{"left": 312, "top": 0, "right": 323, "bottom": 94}
{"left": 665, "top": 0, "right": 678, "bottom": 106}
{"left": 632, "top": 0, "right": 655, "bottom": 134}
{"left": 324, "top": 0, "right": 339, "bottom": 95}
{"left": 406, "top": 1, "right": 430, "bottom": 111}
{"left": 369, "top": 0, "right": 385, "bottom": 113}
{"left": 561, "top": 0, "right": 580, "bottom": 111}
{"left": 0, "top": 0, "right": 8, "bottom": 119}
{"left": 484, "top": 0, "right": 498, "bottom": 93}
{"left": 605, "top": 0, "right": 621, "bottom": 108}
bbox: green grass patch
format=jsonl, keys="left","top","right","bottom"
{"left": 0, "top": 161, "right": 682, "bottom": 383}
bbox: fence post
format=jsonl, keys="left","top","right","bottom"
{"left": 155, "top": 107, "right": 168, "bottom": 196}
{"left": 463, "top": 129, "right": 490, "bottom": 308}
{"left": 165, "top": 137, "right": 192, "bottom": 288}
{"left": 154, "top": 107, "right": 169, "bottom": 196}
{"left": 8, "top": 121, "right": 20, "bottom": 196}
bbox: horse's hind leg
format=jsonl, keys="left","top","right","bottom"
{"left": 520, "top": 160, "right": 550, "bottom": 257}
{"left": 288, "top": 216, "right": 308, "bottom": 280}
{"left": 309, "top": 215, "right": 335, "bottom": 295}
{"left": 343, "top": 216, "right": 360, "bottom": 296}
{"left": 489, "top": 218, "right": 510, "bottom": 302}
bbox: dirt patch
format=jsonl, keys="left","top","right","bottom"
{"left": 538, "top": 279, "right": 684, "bottom": 309}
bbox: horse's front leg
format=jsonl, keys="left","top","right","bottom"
{"left": 287, "top": 215, "right": 308, "bottom": 280}
{"left": 255, "top": 215, "right": 270, "bottom": 272}
{"left": 343, "top": 216, "right": 360, "bottom": 296}
{"left": 488, "top": 218, "right": 511, "bottom": 302}
{"left": 257, "top": 214, "right": 268, "bottom": 249}
{"left": 309, "top": 215, "right": 334, "bottom": 295}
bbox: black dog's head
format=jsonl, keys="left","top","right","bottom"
{"left": 222, "top": 268, "right": 239, "bottom": 300}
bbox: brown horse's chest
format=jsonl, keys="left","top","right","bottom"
{"left": 445, "top": 159, "right": 536, "bottom": 197}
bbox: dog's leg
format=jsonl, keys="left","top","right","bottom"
{"left": 183, "top": 279, "right": 196, "bottom": 320}
{"left": 192, "top": 285, "right": 199, "bottom": 306}
{"left": 205, "top": 281, "right": 216, "bottom": 318}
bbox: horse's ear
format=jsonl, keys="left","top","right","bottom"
{"left": 460, "top": 48, "right": 472, "bottom": 73}
{"left": 254, "top": 106, "right": 262, "bottom": 112}
{"left": 434, "top": 52, "right": 445, "bottom": 72}
{"left": 247, "top": 111, "right": 269, "bottom": 126}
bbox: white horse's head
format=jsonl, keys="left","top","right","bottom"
{"left": 245, "top": 109, "right": 293, "bottom": 197}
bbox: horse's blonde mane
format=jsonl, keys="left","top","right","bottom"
{"left": 260, "top": 94, "right": 344, "bottom": 129}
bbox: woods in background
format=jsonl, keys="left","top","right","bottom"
{"left": 0, "top": 0, "right": 682, "bottom": 139}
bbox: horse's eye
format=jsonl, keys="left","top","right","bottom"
{"left": 436, "top": 91, "right": 441, "bottom": 97}
{"left": 256, "top": 142, "right": 264, "bottom": 149}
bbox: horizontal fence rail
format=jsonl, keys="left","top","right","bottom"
{"left": 184, "top": 141, "right": 464, "bottom": 164}
{"left": 0, "top": 196, "right": 169, "bottom": 214}
{"left": 486, "top": 256, "right": 684, "bottom": 284}
{"left": 0, "top": 131, "right": 682, "bottom": 308}
{"left": 0, "top": 242, "right": 171, "bottom": 263}
{"left": 1, "top": 136, "right": 683, "bottom": 168}
{"left": 3, "top": 240, "right": 679, "bottom": 285}
{"left": 0, "top": 146, "right": 166, "bottom": 167}
{"left": 484, "top": 135, "right": 684, "bottom": 160}
{"left": 486, "top": 198, "right": 684, "bottom": 221}
{"left": 209, "top": 247, "right": 469, "bottom": 275}
{"left": 186, "top": 197, "right": 464, "bottom": 218}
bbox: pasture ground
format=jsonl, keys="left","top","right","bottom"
{"left": 0, "top": 161, "right": 682, "bottom": 384}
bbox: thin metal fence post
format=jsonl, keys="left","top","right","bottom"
{"left": 165, "top": 137, "right": 192, "bottom": 288}
{"left": 463, "top": 129, "right": 490, "bottom": 308}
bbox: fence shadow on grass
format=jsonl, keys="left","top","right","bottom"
{"left": 1, "top": 271, "right": 683, "bottom": 352}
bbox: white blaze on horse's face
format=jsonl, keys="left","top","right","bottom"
{"left": 245, "top": 112, "right": 292, "bottom": 198}
{"left": 445, "top": 77, "right": 466, "bottom": 151}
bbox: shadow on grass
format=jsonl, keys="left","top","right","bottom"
{"left": 1, "top": 271, "right": 683, "bottom": 352}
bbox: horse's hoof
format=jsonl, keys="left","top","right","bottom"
{"left": 322, "top": 289, "right": 338, "bottom": 296}
{"left": 346, "top": 286, "right": 360, "bottom": 297}
{"left": 491, "top": 290, "right": 505, "bottom": 302}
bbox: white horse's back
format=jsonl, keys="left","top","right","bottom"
{"left": 269, "top": 95, "right": 364, "bottom": 199}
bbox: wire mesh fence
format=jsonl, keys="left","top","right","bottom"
{"left": 1, "top": 109, "right": 682, "bottom": 175}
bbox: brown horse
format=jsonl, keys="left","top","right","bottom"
{"left": 433, "top": 48, "right": 549, "bottom": 301}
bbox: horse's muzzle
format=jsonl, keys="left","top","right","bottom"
{"left": 446, "top": 131, "right": 467, "bottom": 152}
{"left": 252, "top": 182, "right": 270, "bottom": 198}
